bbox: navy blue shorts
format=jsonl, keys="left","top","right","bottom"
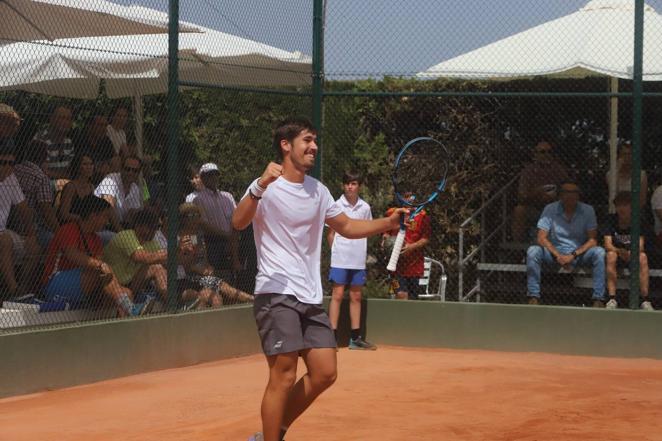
{"left": 328, "top": 267, "right": 367, "bottom": 286}
{"left": 396, "top": 275, "right": 420, "bottom": 300}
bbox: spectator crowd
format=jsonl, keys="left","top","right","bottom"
{"left": 515, "top": 140, "right": 662, "bottom": 310}
{"left": 0, "top": 103, "right": 252, "bottom": 316}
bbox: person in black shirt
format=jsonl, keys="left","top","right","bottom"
{"left": 75, "top": 115, "right": 118, "bottom": 184}
{"left": 602, "top": 191, "right": 653, "bottom": 310}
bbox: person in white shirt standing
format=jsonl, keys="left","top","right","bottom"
{"left": 326, "top": 171, "right": 376, "bottom": 350}
{"left": 106, "top": 106, "right": 130, "bottom": 158}
{"left": 193, "top": 162, "right": 241, "bottom": 280}
{"left": 233, "top": 118, "right": 404, "bottom": 441}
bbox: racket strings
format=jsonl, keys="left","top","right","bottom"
{"left": 394, "top": 139, "right": 448, "bottom": 205}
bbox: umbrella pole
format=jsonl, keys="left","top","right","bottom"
{"left": 133, "top": 93, "right": 144, "bottom": 157}
{"left": 608, "top": 77, "right": 618, "bottom": 213}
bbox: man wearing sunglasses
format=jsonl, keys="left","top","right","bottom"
{"left": 512, "top": 141, "right": 570, "bottom": 242}
{"left": 0, "top": 106, "right": 41, "bottom": 297}
{"left": 526, "top": 179, "right": 606, "bottom": 307}
{"left": 94, "top": 155, "right": 144, "bottom": 234}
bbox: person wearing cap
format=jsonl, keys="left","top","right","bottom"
{"left": 0, "top": 122, "right": 41, "bottom": 298}
{"left": 191, "top": 162, "right": 241, "bottom": 279}
{"left": 94, "top": 154, "right": 144, "bottom": 235}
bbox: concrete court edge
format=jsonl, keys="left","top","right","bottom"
{"left": 1, "top": 300, "right": 661, "bottom": 398}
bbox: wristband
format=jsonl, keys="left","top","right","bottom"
{"left": 248, "top": 179, "right": 266, "bottom": 199}
{"left": 572, "top": 251, "right": 578, "bottom": 258}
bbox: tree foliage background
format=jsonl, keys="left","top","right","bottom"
{"left": 3, "top": 76, "right": 662, "bottom": 298}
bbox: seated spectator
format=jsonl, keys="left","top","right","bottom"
{"left": 175, "top": 203, "right": 253, "bottom": 307}
{"left": 651, "top": 181, "right": 662, "bottom": 251}
{"left": 14, "top": 139, "right": 60, "bottom": 249}
{"left": 0, "top": 107, "right": 41, "bottom": 298}
{"left": 526, "top": 180, "right": 606, "bottom": 307}
{"left": 94, "top": 155, "right": 144, "bottom": 233}
{"left": 184, "top": 164, "right": 203, "bottom": 203}
{"left": 75, "top": 115, "right": 118, "bottom": 182}
{"left": 512, "top": 141, "right": 570, "bottom": 242}
{"left": 602, "top": 191, "right": 653, "bottom": 310}
{"left": 103, "top": 208, "right": 168, "bottom": 304}
{"left": 34, "top": 105, "right": 74, "bottom": 180}
{"left": 41, "top": 195, "right": 151, "bottom": 316}
{"left": 606, "top": 141, "right": 647, "bottom": 208}
{"left": 106, "top": 105, "right": 131, "bottom": 158}
{"left": 192, "top": 162, "right": 241, "bottom": 279}
{"left": 58, "top": 152, "right": 96, "bottom": 224}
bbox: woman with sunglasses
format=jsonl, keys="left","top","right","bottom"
{"left": 58, "top": 152, "right": 96, "bottom": 223}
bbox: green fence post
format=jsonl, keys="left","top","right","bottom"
{"left": 311, "top": 0, "right": 324, "bottom": 180}
{"left": 629, "top": 0, "right": 644, "bottom": 309}
{"left": 166, "top": 0, "right": 180, "bottom": 311}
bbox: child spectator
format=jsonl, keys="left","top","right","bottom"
{"left": 326, "top": 171, "right": 376, "bottom": 350}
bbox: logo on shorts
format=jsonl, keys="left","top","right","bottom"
{"left": 274, "top": 340, "right": 283, "bottom": 350}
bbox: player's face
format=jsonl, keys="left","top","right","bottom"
{"left": 284, "top": 130, "right": 317, "bottom": 171}
{"left": 343, "top": 180, "right": 360, "bottom": 198}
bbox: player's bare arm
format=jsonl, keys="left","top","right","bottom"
{"left": 232, "top": 162, "right": 283, "bottom": 231}
{"left": 326, "top": 209, "right": 405, "bottom": 240}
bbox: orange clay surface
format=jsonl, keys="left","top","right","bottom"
{"left": 2, "top": 346, "right": 662, "bottom": 441}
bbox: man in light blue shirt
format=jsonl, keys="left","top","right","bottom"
{"left": 526, "top": 180, "right": 606, "bottom": 307}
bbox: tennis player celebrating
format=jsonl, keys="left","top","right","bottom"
{"left": 233, "top": 117, "right": 404, "bottom": 441}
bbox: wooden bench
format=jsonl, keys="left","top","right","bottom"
{"left": 477, "top": 263, "right": 662, "bottom": 290}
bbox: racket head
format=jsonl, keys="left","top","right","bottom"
{"left": 392, "top": 137, "right": 449, "bottom": 208}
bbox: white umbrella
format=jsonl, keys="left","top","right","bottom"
{"left": 0, "top": 0, "right": 197, "bottom": 42}
{"left": 0, "top": 8, "right": 311, "bottom": 150}
{"left": 417, "top": 0, "right": 662, "bottom": 209}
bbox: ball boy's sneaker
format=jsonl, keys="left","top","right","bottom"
{"left": 349, "top": 337, "right": 377, "bottom": 351}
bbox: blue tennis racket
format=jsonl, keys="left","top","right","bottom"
{"left": 386, "top": 137, "right": 449, "bottom": 272}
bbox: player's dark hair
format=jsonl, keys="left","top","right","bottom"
{"left": 272, "top": 117, "right": 316, "bottom": 160}
{"left": 342, "top": 170, "right": 363, "bottom": 185}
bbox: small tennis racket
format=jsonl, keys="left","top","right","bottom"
{"left": 386, "top": 137, "right": 449, "bottom": 272}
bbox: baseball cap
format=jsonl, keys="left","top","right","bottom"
{"left": 199, "top": 162, "right": 219, "bottom": 174}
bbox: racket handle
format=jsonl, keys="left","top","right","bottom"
{"left": 386, "top": 228, "right": 406, "bottom": 272}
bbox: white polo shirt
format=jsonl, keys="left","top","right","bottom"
{"left": 0, "top": 173, "right": 25, "bottom": 232}
{"left": 652, "top": 185, "right": 662, "bottom": 234}
{"left": 94, "top": 172, "right": 143, "bottom": 222}
{"left": 249, "top": 175, "right": 342, "bottom": 304}
{"left": 193, "top": 187, "right": 236, "bottom": 234}
{"left": 330, "top": 195, "right": 372, "bottom": 270}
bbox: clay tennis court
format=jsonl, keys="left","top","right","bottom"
{"left": 2, "top": 346, "right": 662, "bottom": 441}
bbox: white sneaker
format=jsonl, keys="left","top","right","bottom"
{"left": 641, "top": 301, "right": 654, "bottom": 311}
{"left": 606, "top": 298, "right": 618, "bottom": 310}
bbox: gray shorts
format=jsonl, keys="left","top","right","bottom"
{"left": 253, "top": 293, "right": 336, "bottom": 356}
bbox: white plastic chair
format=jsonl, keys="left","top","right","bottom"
{"left": 418, "top": 257, "right": 447, "bottom": 301}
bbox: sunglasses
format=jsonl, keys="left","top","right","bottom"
{"left": 124, "top": 166, "right": 141, "bottom": 173}
{"left": 0, "top": 159, "right": 16, "bottom": 166}
{"left": 560, "top": 189, "right": 580, "bottom": 194}
{"left": 182, "top": 213, "right": 201, "bottom": 218}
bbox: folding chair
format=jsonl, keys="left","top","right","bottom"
{"left": 418, "top": 257, "right": 447, "bottom": 301}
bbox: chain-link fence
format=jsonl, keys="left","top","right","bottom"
{"left": 1, "top": 0, "right": 661, "bottom": 332}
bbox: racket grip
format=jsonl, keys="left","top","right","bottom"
{"left": 386, "top": 229, "right": 406, "bottom": 272}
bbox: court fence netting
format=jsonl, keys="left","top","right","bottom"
{"left": 1, "top": 0, "right": 661, "bottom": 333}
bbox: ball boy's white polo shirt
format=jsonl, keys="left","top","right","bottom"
{"left": 330, "top": 195, "right": 372, "bottom": 270}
